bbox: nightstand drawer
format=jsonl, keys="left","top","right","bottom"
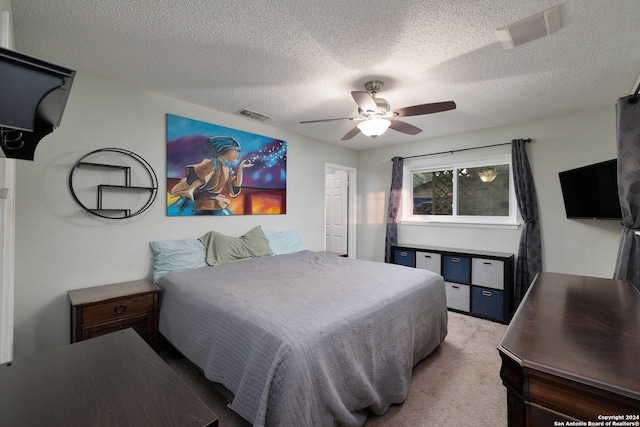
{"left": 82, "top": 294, "right": 154, "bottom": 324}
{"left": 81, "top": 313, "right": 153, "bottom": 341}
{"left": 69, "top": 279, "right": 160, "bottom": 351}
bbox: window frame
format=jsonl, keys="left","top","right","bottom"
{"left": 400, "top": 152, "right": 518, "bottom": 227}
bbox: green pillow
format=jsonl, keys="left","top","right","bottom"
{"left": 199, "top": 226, "right": 273, "bottom": 266}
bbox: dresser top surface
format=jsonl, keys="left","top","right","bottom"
{"left": 499, "top": 272, "right": 640, "bottom": 398}
{"left": 0, "top": 329, "right": 217, "bottom": 426}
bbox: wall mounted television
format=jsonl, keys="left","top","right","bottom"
{"left": 558, "top": 159, "right": 622, "bottom": 220}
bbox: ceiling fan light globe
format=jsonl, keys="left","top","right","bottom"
{"left": 357, "top": 117, "right": 391, "bottom": 137}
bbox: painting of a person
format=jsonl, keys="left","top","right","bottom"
{"left": 170, "top": 136, "right": 253, "bottom": 215}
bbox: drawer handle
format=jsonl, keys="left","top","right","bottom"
{"left": 114, "top": 304, "right": 127, "bottom": 315}
{"left": 452, "top": 285, "right": 460, "bottom": 289}
{"left": 483, "top": 261, "right": 492, "bottom": 265}
{"left": 423, "top": 255, "right": 431, "bottom": 258}
{"left": 400, "top": 251, "right": 407, "bottom": 256}
{"left": 482, "top": 290, "right": 492, "bottom": 297}
{"left": 451, "top": 257, "right": 460, "bottom": 263}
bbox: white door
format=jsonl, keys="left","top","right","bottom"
{"left": 325, "top": 169, "right": 348, "bottom": 254}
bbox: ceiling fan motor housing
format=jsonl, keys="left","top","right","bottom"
{"left": 364, "top": 80, "right": 384, "bottom": 94}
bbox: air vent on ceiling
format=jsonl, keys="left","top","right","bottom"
{"left": 496, "top": 5, "right": 562, "bottom": 50}
{"left": 234, "top": 108, "right": 271, "bottom": 122}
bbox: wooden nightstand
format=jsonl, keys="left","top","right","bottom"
{"left": 68, "top": 279, "right": 160, "bottom": 351}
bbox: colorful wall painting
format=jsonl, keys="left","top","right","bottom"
{"left": 166, "top": 114, "right": 287, "bottom": 216}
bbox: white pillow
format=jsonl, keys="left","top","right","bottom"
{"left": 149, "top": 239, "right": 208, "bottom": 283}
{"left": 263, "top": 229, "right": 308, "bottom": 255}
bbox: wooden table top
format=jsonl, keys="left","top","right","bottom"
{"left": 68, "top": 279, "right": 160, "bottom": 307}
{"left": 0, "top": 328, "right": 217, "bottom": 426}
{"left": 499, "top": 272, "right": 640, "bottom": 400}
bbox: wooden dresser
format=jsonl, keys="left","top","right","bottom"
{"left": 0, "top": 329, "right": 217, "bottom": 426}
{"left": 498, "top": 272, "right": 640, "bottom": 425}
{"left": 69, "top": 279, "right": 160, "bottom": 350}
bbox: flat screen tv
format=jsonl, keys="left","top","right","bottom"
{"left": 558, "top": 159, "right": 622, "bottom": 220}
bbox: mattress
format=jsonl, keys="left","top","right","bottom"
{"left": 157, "top": 250, "right": 447, "bottom": 426}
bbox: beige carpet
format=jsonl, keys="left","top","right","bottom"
{"left": 162, "top": 311, "right": 508, "bottom": 426}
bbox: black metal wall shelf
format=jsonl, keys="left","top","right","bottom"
{"left": 69, "top": 148, "right": 158, "bottom": 219}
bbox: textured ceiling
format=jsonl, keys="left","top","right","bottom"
{"left": 10, "top": 0, "right": 640, "bottom": 150}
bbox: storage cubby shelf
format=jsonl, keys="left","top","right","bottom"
{"left": 391, "top": 244, "right": 514, "bottom": 324}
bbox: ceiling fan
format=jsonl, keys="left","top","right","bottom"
{"left": 300, "top": 80, "right": 456, "bottom": 141}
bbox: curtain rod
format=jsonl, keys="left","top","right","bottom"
{"left": 394, "top": 138, "right": 532, "bottom": 161}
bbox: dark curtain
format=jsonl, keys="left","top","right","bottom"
{"left": 512, "top": 139, "right": 542, "bottom": 307}
{"left": 384, "top": 157, "right": 403, "bottom": 263}
{"left": 613, "top": 93, "right": 640, "bottom": 289}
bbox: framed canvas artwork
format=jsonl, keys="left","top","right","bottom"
{"left": 166, "top": 114, "right": 287, "bottom": 216}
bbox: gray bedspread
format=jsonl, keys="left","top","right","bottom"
{"left": 157, "top": 250, "right": 447, "bottom": 427}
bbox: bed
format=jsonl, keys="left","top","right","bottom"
{"left": 153, "top": 230, "right": 447, "bottom": 427}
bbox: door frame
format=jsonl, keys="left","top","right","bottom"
{"left": 324, "top": 163, "right": 357, "bottom": 258}
{"left": 0, "top": 1, "right": 15, "bottom": 364}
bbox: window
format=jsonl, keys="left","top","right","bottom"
{"left": 402, "top": 153, "right": 517, "bottom": 226}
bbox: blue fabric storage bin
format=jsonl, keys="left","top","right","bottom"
{"left": 471, "top": 286, "right": 504, "bottom": 321}
{"left": 442, "top": 255, "right": 470, "bottom": 283}
{"left": 393, "top": 249, "right": 416, "bottom": 267}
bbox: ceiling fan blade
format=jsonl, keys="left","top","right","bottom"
{"left": 341, "top": 127, "right": 361, "bottom": 141}
{"left": 351, "top": 91, "right": 378, "bottom": 112}
{"left": 300, "top": 117, "right": 357, "bottom": 124}
{"left": 389, "top": 120, "right": 422, "bottom": 135}
{"left": 393, "top": 101, "right": 456, "bottom": 117}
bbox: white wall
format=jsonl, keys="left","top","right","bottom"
{"left": 356, "top": 107, "right": 622, "bottom": 279}
{"left": 13, "top": 72, "right": 357, "bottom": 359}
